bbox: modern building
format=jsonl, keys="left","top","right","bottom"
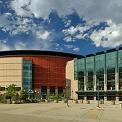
{"left": 0, "top": 50, "right": 80, "bottom": 98}
{"left": 70, "top": 47, "right": 122, "bottom": 101}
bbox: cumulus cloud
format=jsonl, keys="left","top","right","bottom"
{"left": 1, "top": 0, "right": 122, "bottom": 51}
{"left": 91, "top": 20, "right": 122, "bottom": 48}
{"left": 0, "top": 12, "right": 52, "bottom": 50}
{"left": 63, "top": 20, "right": 122, "bottom": 48}
{"left": 11, "top": 0, "right": 32, "bottom": 17}
{"left": 63, "top": 25, "right": 90, "bottom": 42}
{"left": 10, "top": 0, "right": 122, "bottom": 23}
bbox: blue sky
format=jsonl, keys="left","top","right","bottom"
{"left": 0, "top": 0, "right": 122, "bottom": 55}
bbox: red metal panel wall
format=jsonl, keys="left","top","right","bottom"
{"left": 23, "top": 55, "right": 72, "bottom": 89}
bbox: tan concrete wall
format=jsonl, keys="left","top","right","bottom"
{"left": 66, "top": 60, "right": 78, "bottom": 100}
{"left": 0, "top": 57, "right": 23, "bottom": 63}
{"left": 0, "top": 57, "right": 23, "bottom": 89}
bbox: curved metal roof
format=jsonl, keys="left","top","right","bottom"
{"left": 0, "top": 50, "right": 82, "bottom": 58}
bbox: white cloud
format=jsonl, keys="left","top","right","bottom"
{"left": 10, "top": 0, "right": 122, "bottom": 23}
{"left": 11, "top": 0, "right": 31, "bottom": 17}
{"left": 91, "top": 20, "right": 122, "bottom": 48}
{"left": 63, "top": 20, "right": 122, "bottom": 48}
{"left": 1, "top": 0, "right": 122, "bottom": 51}
{"left": 0, "top": 12, "right": 52, "bottom": 50}
{"left": 36, "top": 31, "right": 50, "bottom": 40}
{"left": 63, "top": 24, "right": 93, "bottom": 42}
{"left": 73, "top": 47, "right": 80, "bottom": 52}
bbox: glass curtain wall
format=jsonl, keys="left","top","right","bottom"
{"left": 77, "top": 59, "right": 85, "bottom": 91}
{"left": 106, "top": 52, "right": 117, "bottom": 91}
{"left": 23, "top": 60, "right": 32, "bottom": 91}
{"left": 86, "top": 56, "right": 94, "bottom": 91}
{"left": 119, "top": 50, "right": 122, "bottom": 90}
{"left": 95, "top": 54, "right": 105, "bottom": 91}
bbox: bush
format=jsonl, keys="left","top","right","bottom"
{"left": 0, "top": 95, "right": 6, "bottom": 103}
{"left": 6, "top": 84, "right": 17, "bottom": 101}
{"left": 19, "top": 90, "right": 28, "bottom": 101}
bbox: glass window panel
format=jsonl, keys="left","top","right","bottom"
{"left": 95, "top": 54, "right": 105, "bottom": 90}
{"left": 119, "top": 50, "right": 122, "bottom": 90}
{"left": 106, "top": 51, "right": 117, "bottom": 90}
{"left": 86, "top": 56, "right": 94, "bottom": 91}
{"left": 22, "top": 60, "right": 32, "bottom": 91}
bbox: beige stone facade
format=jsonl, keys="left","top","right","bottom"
{"left": 0, "top": 57, "right": 23, "bottom": 91}
{"left": 66, "top": 60, "right": 78, "bottom": 100}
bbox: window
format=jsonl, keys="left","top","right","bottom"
{"left": 22, "top": 60, "right": 32, "bottom": 91}
{"left": 95, "top": 54, "right": 105, "bottom": 90}
{"left": 74, "top": 58, "right": 85, "bottom": 91}
{"left": 106, "top": 51, "right": 117, "bottom": 90}
{"left": 86, "top": 56, "right": 94, "bottom": 91}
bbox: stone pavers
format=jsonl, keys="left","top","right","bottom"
{"left": 0, "top": 101, "right": 122, "bottom": 122}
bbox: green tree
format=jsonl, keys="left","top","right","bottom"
{"left": 6, "top": 84, "right": 17, "bottom": 102}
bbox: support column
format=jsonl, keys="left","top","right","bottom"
{"left": 47, "top": 88, "right": 50, "bottom": 97}
{"left": 94, "top": 75, "right": 97, "bottom": 101}
{"left": 84, "top": 76, "right": 87, "bottom": 92}
{"left": 94, "top": 75, "right": 97, "bottom": 92}
{"left": 104, "top": 96, "right": 107, "bottom": 101}
{"left": 55, "top": 88, "right": 58, "bottom": 96}
{"left": 104, "top": 74, "right": 107, "bottom": 101}
{"left": 104, "top": 74, "right": 107, "bottom": 91}
{"left": 94, "top": 96, "right": 96, "bottom": 101}
{"left": 84, "top": 96, "right": 87, "bottom": 101}
{"left": 63, "top": 89, "right": 65, "bottom": 97}
{"left": 84, "top": 76, "right": 87, "bottom": 101}
{"left": 115, "top": 72, "right": 119, "bottom": 92}
{"left": 116, "top": 97, "right": 119, "bottom": 101}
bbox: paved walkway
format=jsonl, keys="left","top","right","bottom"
{"left": 0, "top": 101, "right": 122, "bottom": 122}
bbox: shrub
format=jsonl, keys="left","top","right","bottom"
{"left": 19, "top": 90, "right": 28, "bottom": 101}
{"left": 0, "top": 95, "right": 6, "bottom": 103}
